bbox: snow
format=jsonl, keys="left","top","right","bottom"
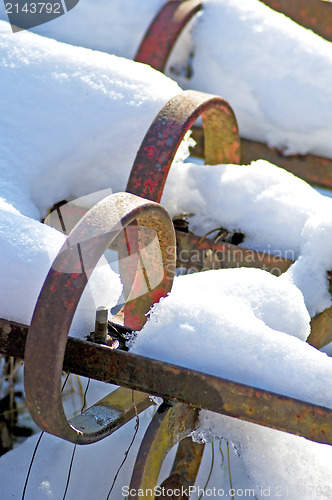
{"left": 284, "top": 213, "right": 332, "bottom": 317}
{"left": 164, "top": 159, "right": 332, "bottom": 317}
{"left": 0, "top": 380, "right": 157, "bottom": 500}
{"left": 0, "top": 22, "right": 181, "bottom": 333}
{"left": 192, "top": 412, "right": 332, "bottom": 500}
{"left": 130, "top": 268, "right": 332, "bottom": 409}
{"left": 0, "top": 21, "right": 182, "bottom": 218}
{"left": 0, "top": 0, "right": 165, "bottom": 58}
{"left": 0, "top": 392, "right": 256, "bottom": 500}
{"left": 0, "top": 1, "right": 332, "bottom": 499}
{"left": 171, "top": 0, "right": 332, "bottom": 160}
{"left": 163, "top": 160, "right": 327, "bottom": 256}
{"left": 2, "top": 0, "right": 332, "bottom": 160}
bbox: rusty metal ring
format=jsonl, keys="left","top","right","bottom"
{"left": 135, "top": 0, "right": 202, "bottom": 72}
{"left": 126, "top": 90, "right": 240, "bottom": 203}
{"left": 24, "top": 192, "right": 176, "bottom": 444}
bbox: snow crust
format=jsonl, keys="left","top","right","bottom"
{"left": 193, "top": 412, "right": 332, "bottom": 500}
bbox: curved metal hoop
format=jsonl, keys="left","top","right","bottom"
{"left": 135, "top": 0, "right": 202, "bottom": 72}
{"left": 128, "top": 403, "right": 203, "bottom": 499}
{"left": 24, "top": 192, "right": 176, "bottom": 444}
{"left": 126, "top": 90, "right": 240, "bottom": 203}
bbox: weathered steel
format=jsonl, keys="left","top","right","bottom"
{"left": 308, "top": 273, "right": 332, "bottom": 349}
{"left": 88, "top": 306, "right": 119, "bottom": 348}
{"left": 135, "top": 0, "right": 202, "bottom": 72}
{"left": 126, "top": 90, "right": 240, "bottom": 203}
{"left": 136, "top": 4, "right": 332, "bottom": 192}
{"left": 168, "top": 436, "right": 205, "bottom": 487}
{"left": 175, "top": 231, "right": 293, "bottom": 275}
{"left": 260, "top": 0, "right": 332, "bottom": 42}
{"left": 128, "top": 403, "right": 200, "bottom": 499}
{"left": 23, "top": 192, "right": 176, "bottom": 444}
{"left": 2, "top": 324, "right": 332, "bottom": 446}
{"left": 241, "top": 137, "right": 332, "bottom": 190}
{"left": 69, "top": 388, "right": 151, "bottom": 444}
{"left": 191, "top": 126, "right": 332, "bottom": 190}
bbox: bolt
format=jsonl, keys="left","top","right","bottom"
{"left": 93, "top": 307, "right": 109, "bottom": 344}
{"left": 91, "top": 307, "right": 119, "bottom": 349}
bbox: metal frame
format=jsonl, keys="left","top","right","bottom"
{"left": 0, "top": 88, "right": 329, "bottom": 448}
{"left": 1, "top": 38, "right": 332, "bottom": 492}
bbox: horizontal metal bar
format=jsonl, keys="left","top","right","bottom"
{"left": 1, "top": 320, "right": 332, "bottom": 446}
{"left": 191, "top": 126, "right": 332, "bottom": 190}
{"left": 175, "top": 231, "right": 293, "bottom": 275}
{"left": 260, "top": 0, "right": 332, "bottom": 43}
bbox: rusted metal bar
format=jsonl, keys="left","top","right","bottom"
{"left": 69, "top": 388, "right": 151, "bottom": 444}
{"left": 4, "top": 72, "right": 331, "bottom": 465}
{"left": 0, "top": 320, "right": 151, "bottom": 441}
{"left": 191, "top": 126, "right": 332, "bottom": 190}
{"left": 128, "top": 403, "right": 200, "bottom": 499}
{"left": 308, "top": 272, "right": 332, "bottom": 349}
{"left": 1, "top": 324, "right": 332, "bottom": 446}
{"left": 135, "top": 0, "right": 332, "bottom": 61}
{"left": 175, "top": 231, "right": 293, "bottom": 275}
{"left": 259, "top": 0, "right": 332, "bottom": 42}
{"left": 135, "top": 0, "right": 202, "bottom": 72}
{"left": 44, "top": 187, "right": 329, "bottom": 349}
{"left": 23, "top": 193, "right": 176, "bottom": 444}
{"left": 126, "top": 90, "right": 240, "bottom": 202}
{"left": 137, "top": 435, "right": 204, "bottom": 499}
{"left": 241, "top": 137, "right": 332, "bottom": 190}
{"left": 170, "top": 436, "right": 204, "bottom": 484}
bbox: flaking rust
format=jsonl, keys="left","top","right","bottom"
{"left": 23, "top": 192, "right": 176, "bottom": 444}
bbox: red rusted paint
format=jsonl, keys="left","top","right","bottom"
{"left": 24, "top": 193, "right": 176, "bottom": 444}
{"left": 135, "top": 0, "right": 202, "bottom": 72}
{"left": 127, "top": 90, "right": 240, "bottom": 203}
